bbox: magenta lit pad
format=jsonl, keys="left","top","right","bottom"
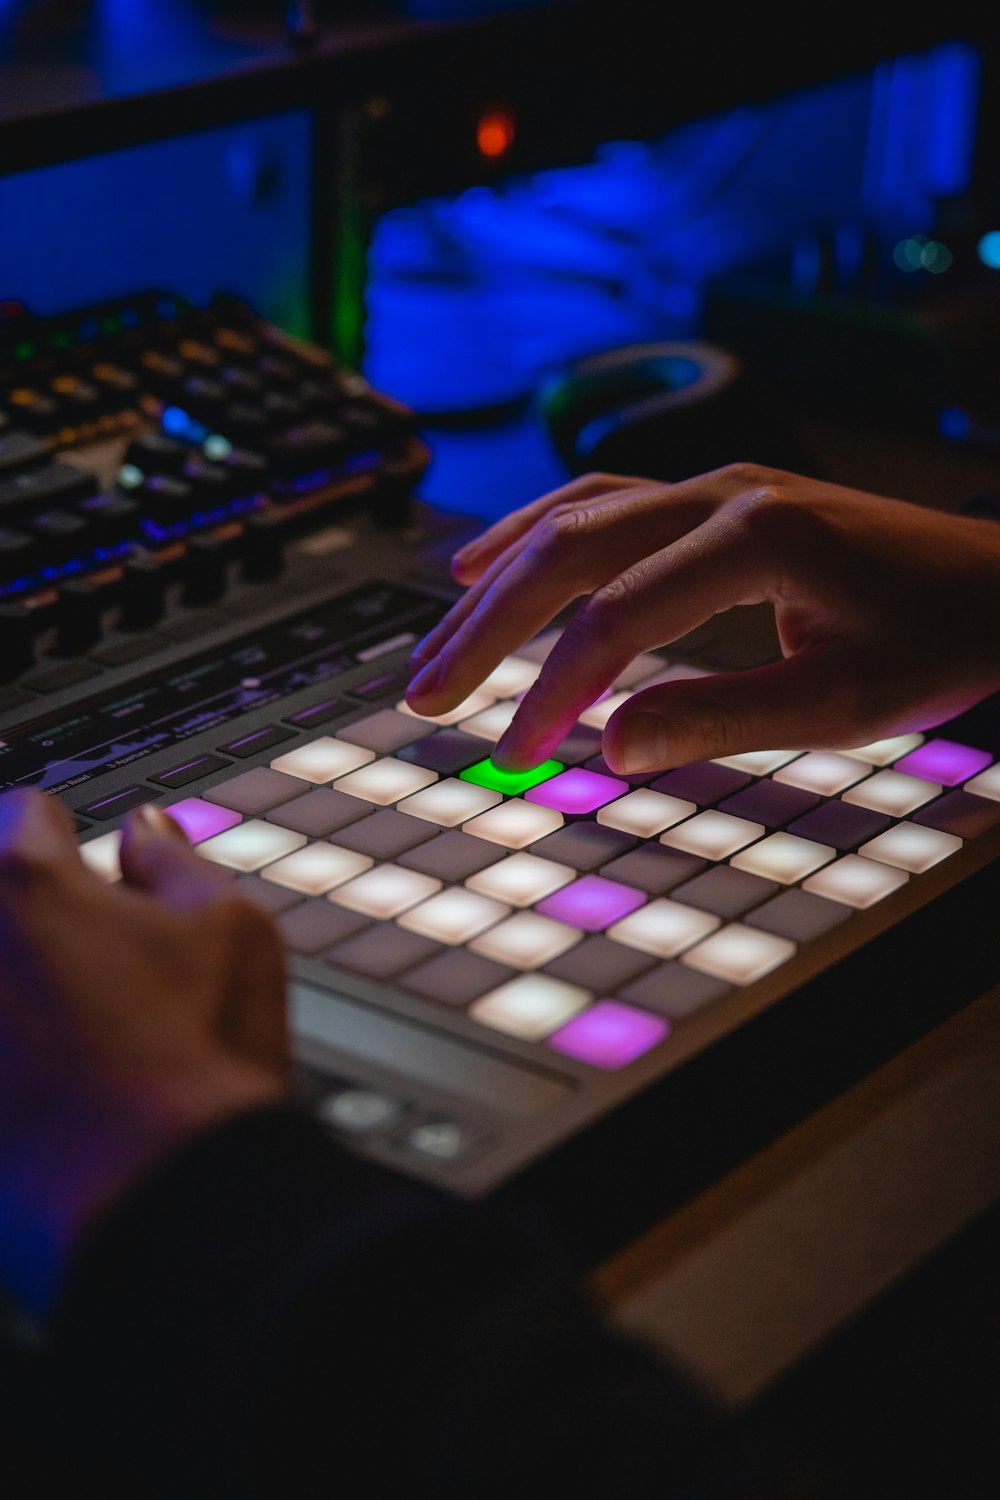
{"left": 536, "top": 874, "right": 645, "bottom": 932}
{"left": 548, "top": 1000, "right": 669, "bottom": 1069}
{"left": 893, "top": 739, "right": 992, "bottom": 786}
{"left": 166, "top": 798, "right": 242, "bottom": 844}
{"left": 525, "top": 767, "right": 628, "bottom": 815}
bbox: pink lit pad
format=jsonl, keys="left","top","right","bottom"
{"left": 536, "top": 875, "right": 646, "bottom": 932}
{"left": 548, "top": 1000, "right": 669, "bottom": 1069}
{"left": 166, "top": 798, "right": 242, "bottom": 844}
{"left": 525, "top": 767, "right": 629, "bottom": 814}
{"left": 893, "top": 738, "right": 992, "bottom": 786}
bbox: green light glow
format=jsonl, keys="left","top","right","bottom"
{"left": 460, "top": 758, "right": 563, "bottom": 796}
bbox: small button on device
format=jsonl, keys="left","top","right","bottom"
{"left": 403, "top": 1120, "right": 483, "bottom": 1163}
{"left": 79, "top": 785, "right": 160, "bottom": 821}
{"left": 153, "top": 753, "right": 232, "bottom": 790}
{"left": 318, "top": 1089, "right": 406, "bottom": 1136}
{"left": 285, "top": 697, "right": 353, "bottom": 731}
{"left": 220, "top": 724, "right": 296, "bottom": 758}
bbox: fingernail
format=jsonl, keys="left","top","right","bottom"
{"left": 407, "top": 656, "right": 443, "bottom": 701}
{"left": 492, "top": 732, "right": 524, "bottom": 771}
{"left": 127, "top": 804, "right": 186, "bottom": 844}
{"left": 618, "top": 713, "right": 669, "bottom": 773}
{"left": 409, "top": 632, "right": 435, "bottom": 670}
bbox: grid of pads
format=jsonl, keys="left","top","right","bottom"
{"left": 80, "top": 639, "right": 1000, "bottom": 1073}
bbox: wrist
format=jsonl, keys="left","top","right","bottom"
{"left": 1, "top": 1060, "right": 284, "bottom": 1321}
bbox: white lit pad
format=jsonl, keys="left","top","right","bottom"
{"left": 199, "top": 821, "right": 306, "bottom": 872}
{"left": 682, "top": 923, "right": 796, "bottom": 985}
{"left": 396, "top": 778, "right": 501, "bottom": 826}
{"left": 607, "top": 898, "right": 719, "bottom": 958}
{"left": 470, "top": 974, "right": 591, "bottom": 1041}
{"left": 398, "top": 689, "right": 495, "bottom": 726}
{"left": 841, "top": 733, "right": 923, "bottom": 765}
{"left": 713, "top": 749, "right": 801, "bottom": 775}
{"left": 458, "top": 701, "right": 519, "bottom": 741}
{"left": 481, "top": 655, "right": 541, "bottom": 697}
{"left": 579, "top": 691, "right": 632, "bottom": 729}
{"left": 332, "top": 757, "right": 438, "bottom": 805}
{"left": 652, "top": 661, "right": 713, "bottom": 682}
{"left": 328, "top": 863, "right": 442, "bottom": 918}
{"left": 858, "top": 821, "right": 963, "bottom": 873}
{"left": 261, "top": 843, "right": 372, "bottom": 895}
{"left": 466, "top": 852, "right": 575, "bottom": 907}
{"left": 463, "top": 797, "right": 563, "bottom": 848}
{"left": 596, "top": 789, "right": 695, "bottom": 837}
{"left": 842, "top": 769, "right": 940, "bottom": 816}
{"left": 80, "top": 830, "right": 122, "bottom": 883}
{"left": 469, "top": 910, "right": 582, "bottom": 969}
{"left": 802, "top": 854, "right": 908, "bottom": 909}
{"left": 519, "top": 628, "right": 562, "bottom": 663}
{"left": 774, "top": 752, "right": 871, "bottom": 796}
{"left": 397, "top": 888, "right": 510, "bottom": 944}
{"left": 613, "top": 652, "right": 667, "bottom": 688}
{"left": 660, "top": 811, "right": 763, "bottom": 861}
{"left": 965, "top": 763, "right": 1000, "bottom": 801}
{"left": 731, "top": 832, "right": 835, "bottom": 884}
{"left": 270, "top": 737, "right": 374, "bottom": 783}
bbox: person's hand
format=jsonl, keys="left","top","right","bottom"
{"left": 405, "top": 465, "right": 1000, "bottom": 772}
{"left": 0, "top": 792, "right": 288, "bottom": 1317}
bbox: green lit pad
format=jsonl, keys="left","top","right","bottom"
{"left": 460, "top": 758, "right": 563, "bottom": 796}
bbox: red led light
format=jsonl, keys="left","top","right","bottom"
{"left": 477, "top": 110, "right": 515, "bottom": 160}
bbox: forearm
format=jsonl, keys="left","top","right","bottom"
{"left": 49, "top": 1108, "right": 718, "bottom": 1498}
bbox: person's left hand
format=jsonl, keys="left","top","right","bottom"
{"left": 0, "top": 792, "right": 288, "bottom": 1318}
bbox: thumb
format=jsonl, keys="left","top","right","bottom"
{"left": 603, "top": 648, "right": 859, "bottom": 773}
{"left": 120, "top": 804, "right": 231, "bottom": 907}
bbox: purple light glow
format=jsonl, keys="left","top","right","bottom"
{"left": 525, "top": 767, "right": 628, "bottom": 814}
{"left": 893, "top": 738, "right": 992, "bottom": 786}
{"left": 548, "top": 999, "right": 669, "bottom": 1069}
{"left": 536, "top": 874, "right": 645, "bottom": 931}
{"left": 165, "top": 798, "right": 242, "bottom": 844}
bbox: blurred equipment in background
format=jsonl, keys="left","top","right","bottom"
{"left": 356, "top": 35, "right": 996, "bottom": 512}
{"left": 0, "top": 289, "right": 426, "bottom": 680}
{"left": 538, "top": 341, "right": 814, "bottom": 482}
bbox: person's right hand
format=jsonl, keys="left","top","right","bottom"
{"left": 406, "top": 465, "right": 1000, "bottom": 773}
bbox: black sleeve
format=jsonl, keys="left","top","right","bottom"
{"left": 46, "top": 1106, "right": 727, "bottom": 1499}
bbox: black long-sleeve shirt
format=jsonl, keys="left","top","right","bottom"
{"left": 38, "top": 1107, "right": 726, "bottom": 1498}
{"left": 5, "top": 1104, "right": 998, "bottom": 1497}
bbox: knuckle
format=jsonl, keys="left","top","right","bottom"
{"left": 533, "top": 506, "right": 589, "bottom": 558}
{"left": 577, "top": 470, "right": 631, "bottom": 493}
{"left": 720, "top": 461, "right": 774, "bottom": 491}
{"left": 587, "top": 574, "right": 637, "bottom": 630}
{"left": 570, "top": 573, "right": 642, "bottom": 653}
{"left": 737, "top": 483, "right": 813, "bottom": 544}
{"left": 689, "top": 697, "right": 747, "bottom": 756}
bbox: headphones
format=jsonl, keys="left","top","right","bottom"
{"left": 538, "top": 340, "right": 812, "bottom": 481}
